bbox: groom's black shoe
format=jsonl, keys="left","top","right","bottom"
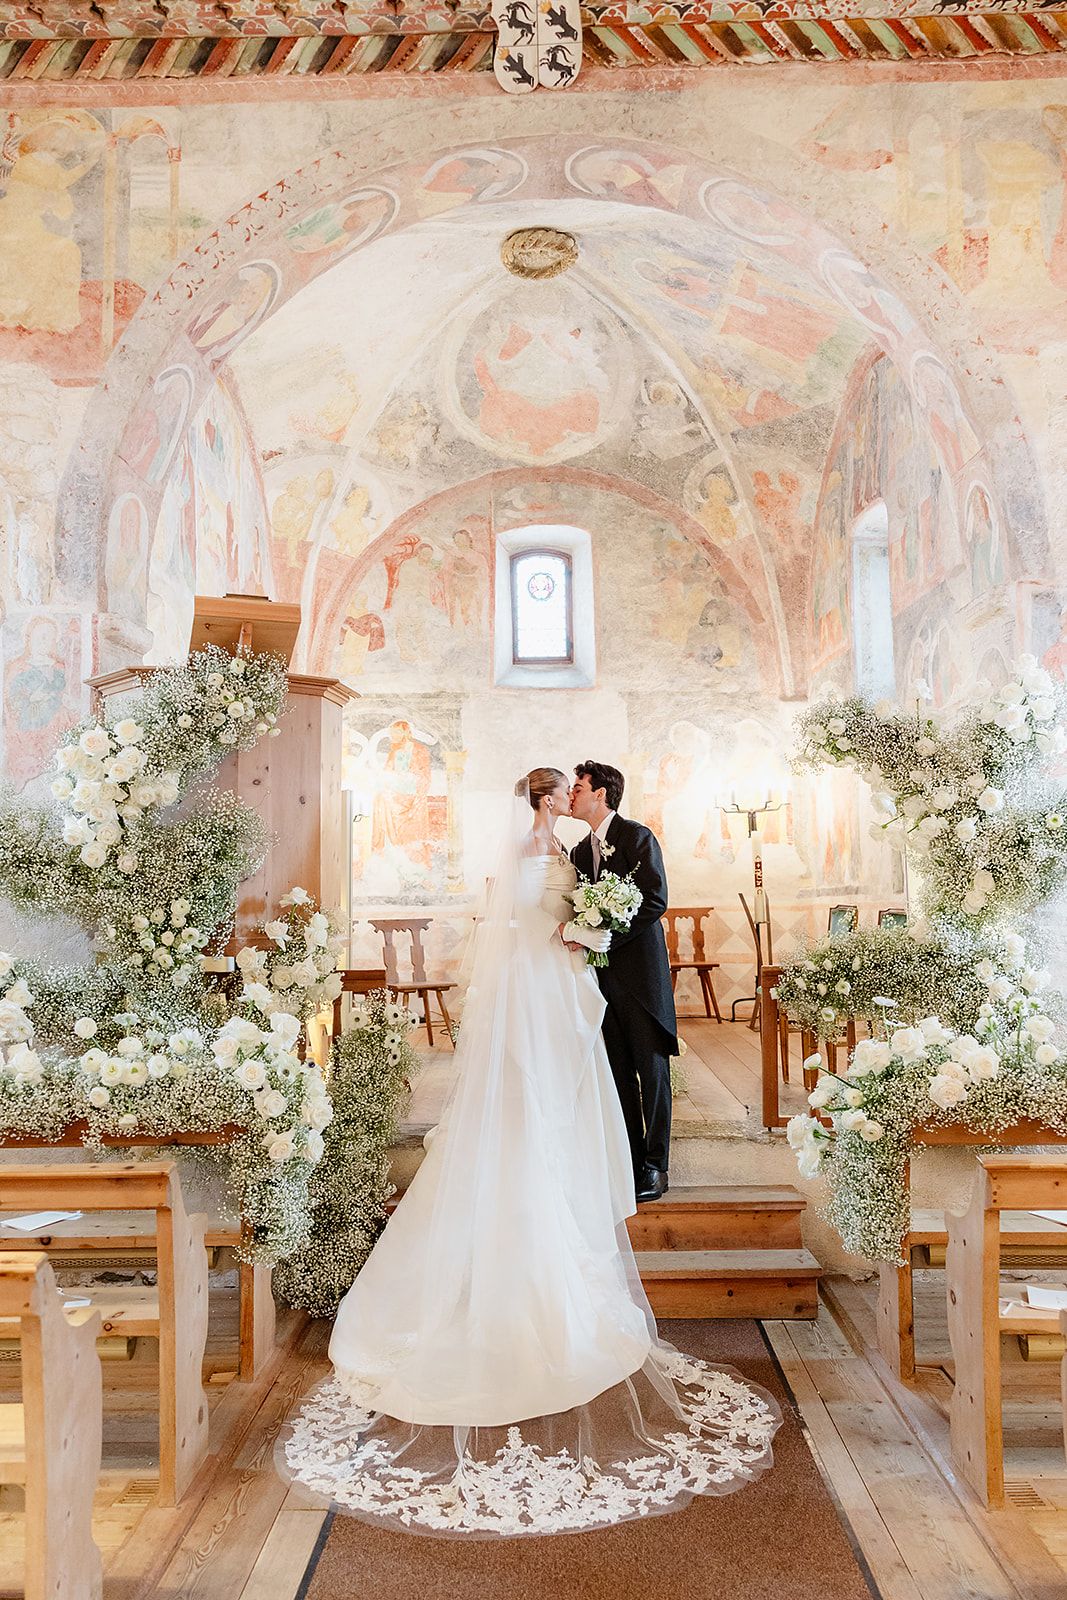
{"left": 636, "top": 1166, "right": 669, "bottom": 1203}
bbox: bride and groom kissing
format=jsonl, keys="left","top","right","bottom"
{"left": 282, "top": 755, "right": 779, "bottom": 1538}
{"left": 538, "top": 759, "right": 678, "bottom": 1204}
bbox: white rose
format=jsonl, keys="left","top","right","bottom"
{"left": 282, "top": 887, "right": 311, "bottom": 907}
{"left": 987, "top": 976, "right": 1013, "bottom": 1002}
{"left": 79, "top": 727, "right": 111, "bottom": 758}
{"left": 243, "top": 983, "right": 273, "bottom": 1012}
{"left": 3, "top": 980, "right": 33, "bottom": 1009}
{"left": 73, "top": 1017, "right": 97, "bottom": 1040}
{"left": 966, "top": 1048, "right": 1000, "bottom": 1082}
{"left": 79, "top": 842, "right": 107, "bottom": 868}
{"left": 117, "top": 852, "right": 138, "bottom": 874}
{"left": 51, "top": 776, "right": 74, "bottom": 800}
{"left": 965, "top": 772, "right": 988, "bottom": 794}
{"left": 265, "top": 920, "right": 289, "bottom": 947}
{"left": 962, "top": 890, "right": 987, "bottom": 914}
{"left": 264, "top": 1130, "right": 296, "bottom": 1163}
{"left": 1021, "top": 967, "right": 1050, "bottom": 995}
{"left": 918, "top": 1016, "right": 952, "bottom": 1046}
{"left": 259, "top": 1089, "right": 288, "bottom": 1118}
{"left": 304, "top": 1129, "right": 325, "bottom": 1164}
{"left": 87, "top": 1084, "right": 111, "bottom": 1108}
{"left": 786, "top": 1113, "right": 819, "bottom": 1151}
{"left": 928, "top": 1073, "right": 969, "bottom": 1110}
{"left": 839, "top": 1109, "right": 868, "bottom": 1132}
{"left": 850, "top": 1039, "right": 892, "bottom": 1075}
{"left": 270, "top": 1013, "right": 302, "bottom": 1047}
{"left": 889, "top": 1027, "right": 926, "bottom": 1062}
{"left": 976, "top": 787, "right": 1005, "bottom": 814}
{"left": 901, "top": 795, "right": 926, "bottom": 820}
{"left": 112, "top": 719, "right": 144, "bottom": 746}
{"left": 1030, "top": 696, "right": 1055, "bottom": 722}
{"left": 235, "top": 1060, "right": 268, "bottom": 1091}
{"left": 930, "top": 787, "right": 959, "bottom": 811}
{"left": 1002, "top": 932, "right": 1026, "bottom": 967}
{"left": 954, "top": 818, "right": 979, "bottom": 845}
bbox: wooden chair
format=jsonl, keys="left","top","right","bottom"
{"left": 0, "top": 1251, "right": 103, "bottom": 1600}
{"left": 946, "top": 1153, "right": 1067, "bottom": 1506}
{"left": 661, "top": 908, "right": 723, "bottom": 1023}
{"left": 369, "top": 917, "right": 455, "bottom": 1047}
{"left": 0, "top": 1161, "right": 210, "bottom": 1506}
{"left": 330, "top": 966, "right": 389, "bottom": 1038}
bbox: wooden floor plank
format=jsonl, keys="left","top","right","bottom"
{"left": 237, "top": 1500, "right": 329, "bottom": 1600}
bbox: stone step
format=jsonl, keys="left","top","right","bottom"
{"left": 627, "top": 1185, "right": 806, "bottom": 1252}
{"left": 636, "top": 1247, "right": 821, "bottom": 1320}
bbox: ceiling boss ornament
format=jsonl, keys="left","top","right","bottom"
{"left": 500, "top": 227, "right": 579, "bottom": 279}
{"left": 491, "top": 0, "right": 582, "bottom": 93}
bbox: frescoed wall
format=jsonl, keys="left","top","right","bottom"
{"left": 1, "top": 76, "right": 1065, "bottom": 1001}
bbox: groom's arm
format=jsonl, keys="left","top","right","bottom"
{"left": 607, "top": 824, "right": 669, "bottom": 951}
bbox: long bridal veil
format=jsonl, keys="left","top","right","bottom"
{"left": 278, "top": 793, "right": 781, "bottom": 1537}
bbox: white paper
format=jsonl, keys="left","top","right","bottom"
{"left": 1029, "top": 1210, "right": 1067, "bottom": 1226}
{"left": 1025, "top": 1285, "right": 1067, "bottom": 1310}
{"left": 0, "top": 1211, "right": 83, "bottom": 1232}
{"left": 60, "top": 1296, "right": 92, "bottom": 1310}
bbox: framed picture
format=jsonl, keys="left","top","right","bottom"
{"left": 877, "top": 908, "right": 908, "bottom": 929}
{"left": 827, "top": 904, "right": 859, "bottom": 937}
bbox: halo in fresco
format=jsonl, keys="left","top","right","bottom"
{"left": 439, "top": 280, "right": 635, "bottom": 464}
{"left": 188, "top": 260, "right": 282, "bottom": 362}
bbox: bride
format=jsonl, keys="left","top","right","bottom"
{"left": 281, "top": 767, "right": 781, "bottom": 1537}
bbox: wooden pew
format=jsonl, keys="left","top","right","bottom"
{"left": 0, "top": 1251, "right": 103, "bottom": 1600}
{"left": 946, "top": 1153, "right": 1067, "bottom": 1506}
{"left": 0, "top": 1162, "right": 210, "bottom": 1506}
{"left": 0, "top": 1124, "right": 273, "bottom": 1382}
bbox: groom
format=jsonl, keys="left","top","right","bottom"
{"left": 569, "top": 760, "right": 678, "bottom": 1203}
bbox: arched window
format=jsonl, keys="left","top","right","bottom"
{"left": 494, "top": 525, "right": 595, "bottom": 688}
{"left": 851, "top": 501, "right": 895, "bottom": 700}
{"left": 510, "top": 548, "right": 573, "bottom": 665}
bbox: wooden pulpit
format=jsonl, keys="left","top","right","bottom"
{"left": 87, "top": 595, "right": 356, "bottom": 946}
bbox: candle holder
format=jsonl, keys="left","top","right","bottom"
{"left": 721, "top": 796, "right": 786, "bottom": 1029}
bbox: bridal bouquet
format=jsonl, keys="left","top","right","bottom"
{"left": 569, "top": 872, "right": 643, "bottom": 967}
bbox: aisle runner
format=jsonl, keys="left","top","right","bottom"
{"left": 296, "top": 1321, "right": 879, "bottom": 1600}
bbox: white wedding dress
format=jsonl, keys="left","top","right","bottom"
{"left": 280, "top": 825, "right": 780, "bottom": 1537}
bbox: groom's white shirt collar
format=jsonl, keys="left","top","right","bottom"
{"left": 593, "top": 811, "right": 616, "bottom": 844}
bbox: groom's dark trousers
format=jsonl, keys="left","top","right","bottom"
{"left": 572, "top": 815, "right": 678, "bottom": 1175}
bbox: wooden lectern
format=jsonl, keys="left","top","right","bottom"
{"left": 86, "top": 595, "right": 357, "bottom": 946}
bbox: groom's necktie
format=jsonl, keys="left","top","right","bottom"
{"left": 591, "top": 833, "right": 601, "bottom": 880}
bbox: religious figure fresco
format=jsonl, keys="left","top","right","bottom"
{"left": 344, "top": 717, "right": 449, "bottom": 898}
{"left": 283, "top": 189, "right": 397, "bottom": 259}
{"left": 0, "top": 112, "right": 103, "bottom": 335}
{"left": 189, "top": 263, "right": 279, "bottom": 360}
{"left": 2, "top": 613, "right": 80, "bottom": 782}
{"left": 446, "top": 284, "right": 629, "bottom": 464}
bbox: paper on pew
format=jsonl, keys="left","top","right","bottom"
{"left": 0, "top": 1210, "right": 83, "bottom": 1231}
{"left": 1029, "top": 1210, "right": 1067, "bottom": 1226}
{"left": 1024, "top": 1285, "right": 1067, "bottom": 1310}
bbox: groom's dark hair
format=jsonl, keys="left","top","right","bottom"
{"left": 575, "top": 760, "right": 624, "bottom": 812}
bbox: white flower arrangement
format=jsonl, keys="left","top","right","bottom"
{"left": 789, "top": 1009, "right": 1067, "bottom": 1262}
{"left": 569, "top": 872, "right": 642, "bottom": 967}
{"left": 0, "top": 648, "right": 420, "bottom": 1285}
{"left": 777, "top": 658, "right": 1067, "bottom": 1261}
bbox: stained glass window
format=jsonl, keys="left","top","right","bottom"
{"left": 510, "top": 549, "right": 573, "bottom": 665}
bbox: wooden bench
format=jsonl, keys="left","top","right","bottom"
{"left": 0, "top": 1123, "right": 274, "bottom": 1382}
{"left": 0, "top": 1162, "right": 210, "bottom": 1506}
{"left": 0, "top": 1251, "right": 103, "bottom": 1600}
{"left": 946, "top": 1153, "right": 1067, "bottom": 1506}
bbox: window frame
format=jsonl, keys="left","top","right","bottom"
{"left": 509, "top": 547, "right": 575, "bottom": 668}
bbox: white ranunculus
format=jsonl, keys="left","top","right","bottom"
{"left": 808, "top": 1081, "right": 834, "bottom": 1109}
{"left": 1035, "top": 1043, "right": 1061, "bottom": 1066}
{"left": 839, "top": 1108, "right": 868, "bottom": 1132}
{"left": 930, "top": 786, "right": 959, "bottom": 812}
{"left": 73, "top": 1017, "right": 97, "bottom": 1040}
{"left": 859, "top": 1119, "right": 884, "bottom": 1143}
{"left": 954, "top": 817, "right": 979, "bottom": 844}
{"left": 928, "top": 1073, "right": 969, "bottom": 1110}
{"left": 1025, "top": 1015, "right": 1056, "bottom": 1044}
{"left": 827, "top": 717, "right": 846, "bottom": 735}
{"left": 168, "top": 1028, "right": 201, "bottom": 1057}
{"left": 79, "top": 727, "right": 111, "bottom": 757}
{"left": 99, "top": 1060, "right": 124, "bottom": 1086}
{"left": 87, "top": 1084, "right": 111, "bottom": 1108}
{"left": 976, "top": 786, "right": 1005, "bottom": 814}
{"left": 842, "top": 1086, "right": 865, "bottom": 1108}
{"left": 901, "top": 795, "right": 927, "bottom": 820}
{"left": 962, "top": 890, "right": 987, "bottom": 915}
{"left": 123, "top": 1062, "right": 149, "bottom": 1086}
{"left": 1046, "top": 813, "right": 1064, "bottom": 832}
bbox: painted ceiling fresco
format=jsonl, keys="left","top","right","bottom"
{"left": 1, "top": 0, "right": 1065, "bottom": 68}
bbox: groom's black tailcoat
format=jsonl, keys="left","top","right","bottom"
{"left": 572, "top": 815, "right": 678, "bottom": 1175}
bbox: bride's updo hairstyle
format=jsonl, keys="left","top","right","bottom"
{"left": 516, "top": 767, "right": 568, "bottom": 809}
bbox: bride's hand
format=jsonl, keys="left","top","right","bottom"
{"left": 561, "top": 922, "right": 612, "bottom": 954}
